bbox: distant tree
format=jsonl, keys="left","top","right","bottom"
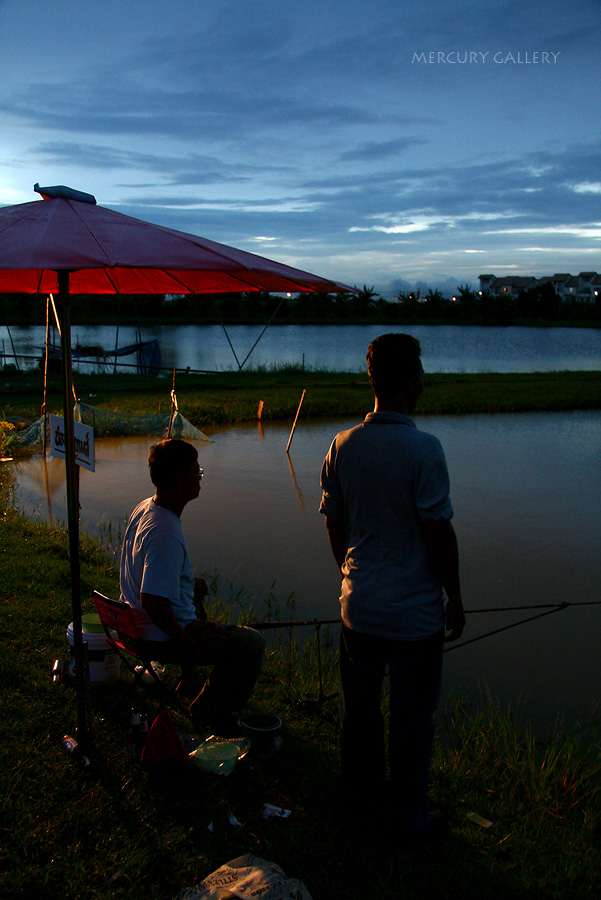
{"left": 333, "top": 290, "right": 354, "bottom": 318}
{"left": 396, "top": 290, "right": 420, "bottom": 317}
{"left": 456, "top": 283, "right": 480, "bottom": 320}
{"left": 480, "top": 291, "right": 516, "bottom": 324}
{"left": 216, "top": 294, "right": 241, "bottom": 320}
{"left": 293, "top": 291, "right": 335, "bottom": 319}
{"left": 538, "top": 283, "right": 561, "bottom": 319}
{"left": 516, "top": 283, "right": 560, "bottom": 320}
{"left": 351, "top": 284, "right": 380, "bottom": 316}
{"left": 426, "top": 288, "right": 445, "bottom": 305}
{"left": 423, "top": 288, "right": 450, "bottom": 318}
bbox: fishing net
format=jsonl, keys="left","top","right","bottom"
{"left": 5, "top": 399, "right": 212, "bottom": 451}
{"left": 75, "top": 401, "right": 212, "bottom": 440}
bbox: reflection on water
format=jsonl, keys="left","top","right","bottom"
{"left": 11, "top": 411, "right": 601, "bottom": 733}
{"left": 3, "top": 322, "right": 601, "bottom": 373}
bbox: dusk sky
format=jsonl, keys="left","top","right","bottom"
{"left": 1, "top": 0, "right": 599, "bottom": 297}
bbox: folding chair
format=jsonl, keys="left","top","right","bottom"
{"left": 92, "top": 590, "right": 195, "bottom": 725}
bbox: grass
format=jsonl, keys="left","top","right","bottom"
{"left": 1, "top": 462, "right": 600, "bottom": 899}
{"left": 1, "top": 367, "right": 601, "bottom": 431}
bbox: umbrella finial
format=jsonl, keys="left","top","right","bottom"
{"left": 34, "top": 183, "right": 97, "bottom": 205}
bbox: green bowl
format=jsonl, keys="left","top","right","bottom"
{"left": 190, "top": 741, "right": 240, "bottom": 775}
{"left": 81, "top": 613, "right": 105, "bottom": 634}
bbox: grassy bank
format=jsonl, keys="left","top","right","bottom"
{"left": 2, "top": 368, "right": 601, "bottom": 429}
{"left": 1, "top": 477, "right": 600, "bottom": 899}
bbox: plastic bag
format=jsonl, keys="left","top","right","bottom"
{"left": 174, "top": 854, "right": 313, "bottom": 900}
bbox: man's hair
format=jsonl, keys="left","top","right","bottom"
{"left": 366, "top": 333, "right": 422, "bottom": 398}
{"left": 148, "top": 439, "right": 198, "bottom": 489}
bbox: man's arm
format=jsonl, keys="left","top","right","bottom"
{"left": 141, "top": 592, "right": 187, "bottom": 640}
{"left": 325, "top": 516, "right": 347, "bottom": 578}
{"left": 421, "top": 518, "right": 466, "bottom": 642}
{"left": 141, "top": 592, "right": 224, "bottom": 649}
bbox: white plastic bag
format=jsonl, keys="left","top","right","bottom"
{"left": 174, "top": 854, "right": 313, "bottom": 900}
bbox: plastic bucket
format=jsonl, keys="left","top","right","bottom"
{"left": 238, "top": 713, "right": 282, "bottom": 753}
{"left": 67, "top": 613, "right": 121, "bottom": 685}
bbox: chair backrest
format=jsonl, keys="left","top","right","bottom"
{"left": 92, "top": 591, "right": 147, "bottom": 641}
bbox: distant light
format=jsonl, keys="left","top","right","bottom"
{"left": 286, "top": 293, "right": 292, "bottom": 298}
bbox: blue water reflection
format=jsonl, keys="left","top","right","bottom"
{"left": 3, "top": 323, "right": 601, "bottom": 372}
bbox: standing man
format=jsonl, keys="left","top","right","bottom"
{"left": 120, "top": 438, "right": 265, "bottom": 737}
{"left": 319, "top": 333, "right": 465, "bottom": 839}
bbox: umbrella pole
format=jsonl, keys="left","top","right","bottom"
{"left": 42, "top": 297, "right": 50, "bottom": 456}
{"left": 57, "top": 270, "right": 89, "bottom": 751}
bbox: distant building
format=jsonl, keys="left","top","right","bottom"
{"left": 478, "top": 272, "right": 600, "bottom": 302}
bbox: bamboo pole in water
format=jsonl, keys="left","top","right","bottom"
{"left": 286, "top": 389, "right": 306, "bottom": 453}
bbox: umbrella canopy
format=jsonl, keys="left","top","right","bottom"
{"left": 0, "top": 187, "right": 352, "bottom": 295}
{"left": 0, "top": 185, "right": 352, "bottom": 752}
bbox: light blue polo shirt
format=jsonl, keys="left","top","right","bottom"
{"left": 319, "top": 411, "right": 453, "bottom": 640}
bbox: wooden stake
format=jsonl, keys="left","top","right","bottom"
{"left": 286, "top": 389, "right": 306, "bottom": 453}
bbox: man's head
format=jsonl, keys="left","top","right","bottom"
{"left": 366, "top": 333, "right": 424, "bottom": 410}
{"left": 148, "top": 439, "right": 200, "bottom": 491}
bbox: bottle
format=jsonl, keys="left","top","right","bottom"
{"left": 52, "top": 659, "right": 64, "bottom": 684}
{"left": 61, "top": 734, "right": 79, "bottom": 756}
{"left": 60, "top": 735, "right": 92, "bottom": 769}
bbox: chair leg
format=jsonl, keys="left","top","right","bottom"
{"left": 117, "top": 658, "right": 196, "bottom": 728}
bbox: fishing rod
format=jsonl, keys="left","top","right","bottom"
{"left": 254, "top": 617, "right": 340, "bottom": 705}
{"left": 444, "top": 600, "right": 601, "bottom": 652}
{"left": 443, "top": 602, "right": 570, "bottom": 653}
{"left": 465, "top": 600, "right": 601, "bottom": 613}
{"left": 252, "top": 600, "right": 601, "bottom": 633}
{"left": 251, "top": 600, "right": 600, "bottom": 703}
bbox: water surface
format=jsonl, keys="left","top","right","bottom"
{"left": 3, "top": 323, "right": 600, "bottom": 373}
{"left": 12, "top": 410, "right": 601, "bottom": 734}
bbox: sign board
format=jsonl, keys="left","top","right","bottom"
{"left": 49, "top": 415, "right": 95, "bottom": 472}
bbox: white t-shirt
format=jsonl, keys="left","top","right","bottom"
{"left": 119, "top": 497, "right": 197, "bottom": 640}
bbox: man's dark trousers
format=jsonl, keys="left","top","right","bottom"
{"left": 339, "top": 624, "right": 444, "bottom": 829}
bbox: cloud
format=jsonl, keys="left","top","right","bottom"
{"left": 2, "top": 0, "right": 600, "bottom": 288}
{"left": 571, "top": 182, "right": 601, "bottom": 194}
{"left": 340, "top": 137, "right": 428, "bottom": 162}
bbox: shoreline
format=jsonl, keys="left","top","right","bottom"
{"left": 2, "top": 369, "right": 600, "bottom": 430}
{"left": 3, "top": 314, "right": 601, "bottom": 328}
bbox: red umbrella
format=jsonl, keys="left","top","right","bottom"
{"left": 0, "top": 184, "right": 350, "bottom": 295}
{"left": 0, "top": 184, "right": 352, "bottom": 750}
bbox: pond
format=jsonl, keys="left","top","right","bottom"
{"left": 3, "top": 322, "right": 601, "bottom": 373}
{"left": 11, "top": 410, "right": 601, "bottom": 736}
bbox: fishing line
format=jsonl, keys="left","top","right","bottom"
{"left": 254, "top": 600, "right": 600, "bottom": 633}
{"left": 253, "top": 601, "right": 599, "bottom": 704}
{"left": 466, "top": 600, "right": 601, "bottom": 614}
{"left": 443, "top": 603, "right": 570, "bottom": 653}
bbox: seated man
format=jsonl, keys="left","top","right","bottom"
{"left": 119, "top": 438, "right": 265, "bottom": 736}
